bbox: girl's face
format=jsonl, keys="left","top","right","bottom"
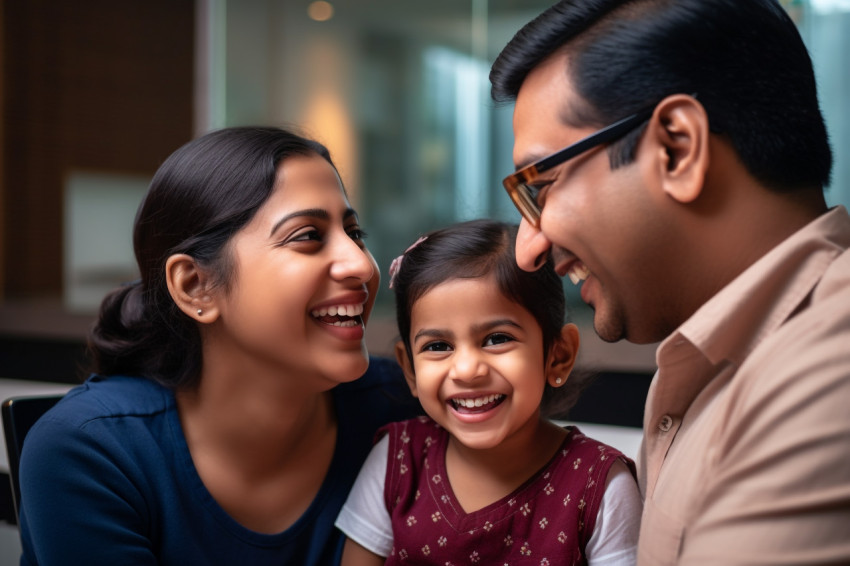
{"left": 399, "top": 275, "right": 555, "bottom": 451}
{"left": 212, "top": 154, "right": 378, "bottom": 390}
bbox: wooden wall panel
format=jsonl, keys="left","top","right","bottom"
{"left": 1, "top": 0, "right": 195, "bottom": 299}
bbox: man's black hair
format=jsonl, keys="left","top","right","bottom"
{"left": 490, "top": 0, "right": 832, "bottom": 192}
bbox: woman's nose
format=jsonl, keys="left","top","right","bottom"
{"left": 515, "top": 218, "right": 551, "bottom": 271}
{"left": 330, "top": 236, "right": 375, "bottom": 282}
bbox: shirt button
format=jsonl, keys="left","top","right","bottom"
{"left": 658, "top": 415, "right": 674, "bottom": 432}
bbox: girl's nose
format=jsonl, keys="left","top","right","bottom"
{"left": 516, "top": 218, "right": 551, "bottom": 272}
{"left": 449, "top": 347, "right": 488, "bottom": 383}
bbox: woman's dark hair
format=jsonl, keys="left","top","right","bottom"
{"left": 392, "top": 219, "right": 591, "bottom": 418}
{"left": 88, "top": 126, "right": 336, "bottom": 390}
{"left": 490, "top": 0, "right": 832, "bottom": 192}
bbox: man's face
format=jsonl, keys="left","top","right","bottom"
{"left": 510, "top": 50, "right": 678, "bottom": 344}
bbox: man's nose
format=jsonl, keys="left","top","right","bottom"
{"left": 515, "top": 218, "right": 551, "bottom": 272}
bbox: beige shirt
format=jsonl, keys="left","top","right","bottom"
{"left": 637, "top": 206, "right": 850, "bottom": 565}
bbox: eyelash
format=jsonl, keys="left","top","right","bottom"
{"left": 418, "top": 332, "right": 515, "bottom": 354}
{"left": 290, "top": 228, "right": 322, "bottom": 243}
{"left": 421, "top": 340, "right": 450, "bottom": 353}
{"left": 528, "top": 181, "right": 552, "bottom": 205}
{"left": 285, "top": 225, "right": 367, "bottom": 245}
{"left": 348, "top": 227, "right": 367, "bottom": 241}
{"left": 484, "top": 332, "right": 514, "bottom": 347}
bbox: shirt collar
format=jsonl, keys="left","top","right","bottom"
{"left": 666, "top": 205, "right": 850, "bottom": 369}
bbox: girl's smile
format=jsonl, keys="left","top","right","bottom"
{"left": 447, "top": 393, "right": 507, "bottom": 423}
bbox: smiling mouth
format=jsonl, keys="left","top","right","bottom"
{"left": 449, "top": 394, "right": 505, "bottom": 413}
{"left": 311, "top": 304, "right": 364, "bottom": 327}
{"left": 566, "top": 261, "right": 590, "bottom": 285}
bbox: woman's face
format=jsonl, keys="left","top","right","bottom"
{"left": 212, "top": 153, "right": 379, "bottom": 390}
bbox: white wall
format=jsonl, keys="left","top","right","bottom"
{"left": 0, "top": 523, "right": 21, "bottom": 564}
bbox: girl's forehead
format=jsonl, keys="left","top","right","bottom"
{"left": 415, "top": 275, "right": 514, "bottom": 309}
{"left": 409, "top": 276, "right": 541, "bottom": 333}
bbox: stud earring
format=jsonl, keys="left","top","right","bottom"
{"left": 555, "top": 377, "right": 563, "bottom": 385}
{"left": 197, "top": 308, "right": 203, "bottom": 316}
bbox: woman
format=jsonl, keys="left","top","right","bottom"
{"left": 17, "top": 127, "right": 419, "bottom": 565}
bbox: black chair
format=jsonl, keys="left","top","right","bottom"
{"left": 2, "top": 395, "right": 64, "bottom": 522}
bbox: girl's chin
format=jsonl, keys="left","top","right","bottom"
{"left": 447, "top": 431, "right": 505, "bottom": 452}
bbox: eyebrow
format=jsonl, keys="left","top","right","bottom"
{"left": 412, "top": 318, "right": 522, "bottom": 343}
{"left": 269, "top": 207, "right": 358, "bottom": 237}
{"left": 514, "top": 153, "right": 547, "bottom": 173}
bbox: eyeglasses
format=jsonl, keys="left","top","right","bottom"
{"left": 502, "top": 102, "right": 658, "bottom": 227}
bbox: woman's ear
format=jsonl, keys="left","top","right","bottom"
{"left": 546, "top": 323, "right": 580, "bottom": 388}
{"left": 165, "top": 254, "right": 219, "bottom": 323}
{"left": 394, "top": 340, "right": 418, "bottom": 398}
{"left": 647, "top": 94, "right": 710, "bottom": 204}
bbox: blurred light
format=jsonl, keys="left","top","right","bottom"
{"left": 308, "top": 1, "right": 334, "bottom": 22}
{"left": 811, "top": 0, "right": 850, "bottom": 11}
{"left": 305, "top": 90, "right": 357, "bottom": 202}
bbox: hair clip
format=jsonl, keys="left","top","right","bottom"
{"left": 388, "top": 236, "right": 428, "bottom": 289}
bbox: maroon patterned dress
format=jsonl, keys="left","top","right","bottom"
{"left": 382, "top": 416, "right": 632, "bottom": 566}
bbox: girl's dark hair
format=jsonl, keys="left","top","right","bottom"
{"left": 88, "top": 126, "right": 335, "bottom": 390}
{"left": 490, "top": 0, "right": 832, "bottom": 192}
{"left": 392, "top": 219, "right": 592, "bottom": 418}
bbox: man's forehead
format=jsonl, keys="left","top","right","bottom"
{"left": 512, "top": 52, "right": 584, "bottom": 168}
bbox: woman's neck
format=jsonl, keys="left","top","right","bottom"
{"left": 175, "top": 371, "right": 339, "bottom": 533}
{"left": 176, "top": 369, "right": 336, "bottom": 477}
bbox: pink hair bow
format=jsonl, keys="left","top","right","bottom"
{"left": 388, "top": 236, "right": 428, "bottom": 289}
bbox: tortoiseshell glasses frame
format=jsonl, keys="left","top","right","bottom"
{"left": 502, "top": 102, "right": 659, "bottom": 227}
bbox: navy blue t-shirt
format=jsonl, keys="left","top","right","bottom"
{"left": 18, "top": 357, "right": 420, "bottom": 565}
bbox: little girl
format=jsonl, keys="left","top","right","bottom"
{"left": 336, "top": 219, "right": 641, "bottom": 565}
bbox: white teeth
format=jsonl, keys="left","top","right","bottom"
{"left": 311, "top": 303, "right": 365, "bottom": 318}
{"left": 567, "top": 262, "right": 590, "bottom": 285}
{"left": 452, "top": 394, "right": 503, "bottom": 408}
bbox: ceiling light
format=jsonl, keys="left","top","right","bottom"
{"left": 308, "top": 1, "right": 334, "bottom": 22}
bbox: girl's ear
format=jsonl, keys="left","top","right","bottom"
{"left": 394, "top": 340, "right": 418, "bottom": 398}
{"left": 165, "top": 253, "right": 220, "bottom": 323}
{"left": 546, "top": 323, "right": 580, "bottom": 388}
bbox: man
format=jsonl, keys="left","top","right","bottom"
{"left": 490, "top": 0, "right": 850, "bottom": 564}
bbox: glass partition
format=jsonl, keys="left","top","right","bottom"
{"left": 206, "top": 0, "right": 850, "bottom": 322}
{"left": 207, "top": 0, "right": 556, "bottom": 317}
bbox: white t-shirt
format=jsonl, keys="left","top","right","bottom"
{"left": 336, "top": 434, "right": 641, "bottom": 565}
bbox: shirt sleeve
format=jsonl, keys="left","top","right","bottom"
{"left": 335, "top": 434, "right": 393, "bottom": 557}
{"left": 586, "top": 459, "right": 642, "bottom": 566}
{"left": 678, "top": 305, "right": 850, "bottom": 564}
{"left": 18, "top": 414, "right": 159, "bottom": 566}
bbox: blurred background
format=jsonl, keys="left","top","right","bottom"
{"left": 0, "top": 0, "right": 848, "bottom": 417}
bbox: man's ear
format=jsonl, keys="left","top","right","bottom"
{"left": 394, "top": 340, "right": 418, "bottom": 398}
{"left": 546, "top": 323, "right": 580, "bottom": 388}
{"left": 165, "top": 254, "right": 219, "bottom": 323}
{"left": 646, "top": 94, "right": 710, "bottom": 204}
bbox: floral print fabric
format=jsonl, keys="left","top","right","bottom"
{"left": 382, "top": 416, "right": 632, "bottom": 565}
